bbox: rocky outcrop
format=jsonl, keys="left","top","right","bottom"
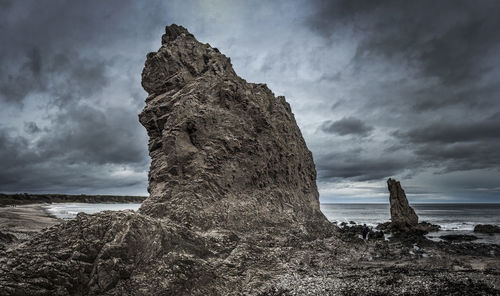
{"left": 474, "top": 224, "right": 500, "bottom": 234}
{"left": 376, "top": 179, "right": 439, "bottom": 234}
{"left": 138, "top": 24, "right": 328, "bottom": 233}
{"left": 388, "top": 178, "right": 418, "bottom": 227}
{"left": 415, "top": 221, "right": 441, "bottom": 232}
{"left": 440, "top": 234, "right": 478, "bottom": 242}
{"left": 0, "top": 230, "right": 16, "bottom": 251}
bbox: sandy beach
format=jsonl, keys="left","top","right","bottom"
{"left": 0, "top": 204, "right": 61, "bottom": 233}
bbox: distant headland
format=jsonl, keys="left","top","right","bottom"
{"left": 0, "top": 193, "right": 146, "bottom": 206}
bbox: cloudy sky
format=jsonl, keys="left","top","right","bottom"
{"left": 1, "top": 0, "right": 499, "bottom": 203}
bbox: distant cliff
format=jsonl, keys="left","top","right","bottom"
{"left": 0, "top": 193, "right": 146, "bottom": 206}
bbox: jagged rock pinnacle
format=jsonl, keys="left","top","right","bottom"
{"left": 138, "top": 24, "right": 329, "bottom": 233}
{"left": 162, "top": 24, "right": 191, "bottom": 44}
{"left": 387, "top": 178, "right": 418, "bottom": 226}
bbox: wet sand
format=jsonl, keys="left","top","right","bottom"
{"left": 0, "top": 204, "right": 61, "bottom": 233}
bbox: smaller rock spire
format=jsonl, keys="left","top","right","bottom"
{"left": 387, "top": 178, "right": 418, "bottom": 226}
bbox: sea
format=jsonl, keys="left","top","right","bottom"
{"left": 43, "top": 202, "right": 500, "bottom": 244}
{"left": 44, "top": 203, "right": 141, "bottom": 220}
{"left": 321, "top": 203, "right": 500, "bottom": 244}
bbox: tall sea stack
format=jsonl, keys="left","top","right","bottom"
{"left": 138, "top": 24, "right": 328, "bottom": 232}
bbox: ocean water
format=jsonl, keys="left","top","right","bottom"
{"left": 43, "top": 202, "right": 500, "bottom": 244}
{"left": 44, "top": 203, "right": 141, "bottom": 220}
{"left": 321, "top": 203, "right": 500, "bottom": 244}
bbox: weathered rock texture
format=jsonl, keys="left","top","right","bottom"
{"left": 138, "top": 24, "right": 328, "bottom": 232}
{"left": 387, "top": 178, "right": 418, "bottom": 226}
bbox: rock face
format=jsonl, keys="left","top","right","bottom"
{"left": 387, "top": 178, "right": 418, "bottom": 227}
{"left": 138, "top": 24, "right": 327, "bottom": 232}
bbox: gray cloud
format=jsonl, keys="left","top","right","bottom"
{"left": 320, "top": 117, "right": 373, "bottom": 137}
{"left": 0, "top": 117, "right": 148, "bottom": 194}
{"left": 392, "top": 115, "right": 500, "bottom": 174}
{"left": 317, "top": 154, "right": 412, "bottom": 182}
{"left": 302, "top": 0, "right": 500, "bottom": 201}
{"left": 0, "top": 0, "right": 167, "bottom": 194}
{"left": 0, "top": 48, "right": 112, "bottom": 106}
{"left": 23, "top": 122, "right": 40, "bottom": 134}
{"left": 394, "top": 114, "right": 500, "bottom": 144}
{"left": 36, "top": 104, "right": 148, "bottom": 166}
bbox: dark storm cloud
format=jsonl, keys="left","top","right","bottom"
{"left": 306, "top": 0, "right": 500, "bottom": 101}
{"left": 36, "top": 104, "right": 148, "bottom": 165}
{"left": 315, "top": 149, "right": 415, "bottom": 182}
{"left": 320, "top": 117, "right": 373, "bottom": 137}
{"left": 0, "top": 48, "right": 111, "bottom": 105}
{"left": 395, "top": 115, "right": 500, "bottom": 144}
{"left": 0, "top": 0, "right": 168, "bottom": 105}
{"left": 23, "top": 122, "right": 40, "bottom": 134}
{"left": 0, "top": 0, "right": 168, "bottom": 194}
{"left": 304, "top": 0, "right": 500, "bottom": 199}
{"left": 0, "top": 104, "right": 148, "bottom": 193}
{"left": 393, "top": 115, "right": 500, "bottom": 173}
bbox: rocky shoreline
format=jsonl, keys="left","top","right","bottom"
{"left": 2, "top": 213, "right": 498, "bottom": 295}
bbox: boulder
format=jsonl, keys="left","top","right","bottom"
{"left": 415, "top": 221, "right": 441, "bottom": 233}
{"left": 377, "top": 221, "right": 440, "bottom": 234}
{"left": 440, "top": 234, "right": 478, "bottom": 242}
{"left": 0, "top": 230, "right": 16, "bottom": 251}
{"left": 474, "top": 224, "right": 500, "bottom": 234}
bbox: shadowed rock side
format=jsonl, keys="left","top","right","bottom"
{"left": 138, "top": 24, "right": 328, "bottom": 233}
{"left": 387, "top": 178, "right": 418, "bottom": 226}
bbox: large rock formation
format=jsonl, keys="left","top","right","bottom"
{"left": 138, "top": 24, "right": 328, "bottom": 233}
{"left": 0, "top": 25, "right": 332, "bottom": 295}
{"left": 387, "top": 178, "right": 418, "bottom": 226}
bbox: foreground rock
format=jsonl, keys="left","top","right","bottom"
{"left": 0, "top": 230, "right": 16, "bottom": 251}
{"left": 440, "top": 234, "right": 479, "bottom": 242}
{"left": 338, "top": 223, "right": 384, "bottom": 242}
{"left": 377, "top": 221, "right": 440, "bottom": 234}
{"left": 474, "top": 224, "right": 500, "bottom": 234}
